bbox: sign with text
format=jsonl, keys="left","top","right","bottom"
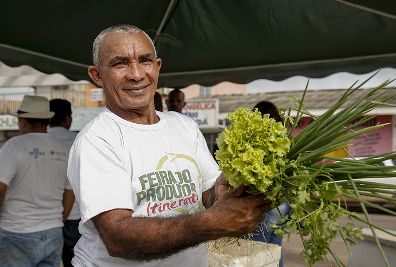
{"left": 183, "top": 99, "right": 219, "bottom": 128}
{"left": 0, "top": 115, "right": 18, "bottom": 130}
{"left": 292, "top": 115, "right": 393, "bottom": 157}
{"left": 348, "top": 115, "right": 393, "bottom": 157}
{"left": 70, "top": 108, "right": 103, "bottom": 131}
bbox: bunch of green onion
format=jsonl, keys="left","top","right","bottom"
{"left": 215, "top": 75, "right": 396, "bottom": 266}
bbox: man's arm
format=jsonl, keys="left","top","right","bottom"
{"left": 62, "top": 189, "right": 75, "bottom": 220}
{"left": 0, "top": 182, "right": 6, "bottom": 207}
{"left": 93, "top": 186, "right": 271, "bottom": 261}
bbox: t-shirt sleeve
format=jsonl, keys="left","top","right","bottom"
{"left": 67, "top": 133, "right": 133, "bottom": 225}
{"left": 0, "top": 140, "right": 18, "bottom": 186}
{"left": 195, "top": 127, "right": 221, "bottom": 192}
{"left": 64, "top": 178, "right": 72, "bottom": 190}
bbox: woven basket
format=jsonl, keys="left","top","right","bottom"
{"left": 208, "top": 238, "right": 281, "bottom": 267}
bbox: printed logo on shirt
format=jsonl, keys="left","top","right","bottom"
{"left": 26, "top": 148, "right": 67, "bottom": 161}
{"left": 135, "top": 153, "right": 204, "bottom": 216}
{"left": 29, "top": 148, "right": 45, "bottom": 158}
{"left": 49, "top": 150, "right": 68, "bottom": 161}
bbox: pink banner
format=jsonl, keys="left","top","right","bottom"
{"left": 291, "top": 115, "right": 393, "bottom": 157}
{"left": 348, "top": 115, "right": 392, "bottom": 157}
{"left": 291, "top": 117, "right": 313, "bottom": 137}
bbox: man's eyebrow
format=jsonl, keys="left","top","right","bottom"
{"left": 108, "top": 56, "right": 129, "bottom": 65}
{"left": 139, "top": 53, "right": 156, "bottom": 59}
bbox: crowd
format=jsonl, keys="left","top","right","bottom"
{"left": 0, "top": 24, "right": 286, "bottom": 267}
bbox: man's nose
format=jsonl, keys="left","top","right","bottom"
{"left": 126, "top": 62, "right": 145, "bottom": 81}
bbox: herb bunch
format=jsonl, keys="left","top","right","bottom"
{"left": 215, "top": 76, "right": 396, "bottom": 266}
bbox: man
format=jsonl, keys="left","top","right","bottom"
{"left": 154, "top": 92, "right": 163, "bottom": 111}
{"left": 67, "top": 24, "right": 271, "bottom": 267}
{"left": 48, "top": 98, "right": 80, "bottom": 267}
{"left": 0, "top": 95, "right": 74, "bottom": 267}
{"left": 166, "top": 88, "right": 185, "bottom": 113}
{"left": 48, "top": 99, "right": 77, "bottom": 147}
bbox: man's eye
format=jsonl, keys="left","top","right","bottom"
{"left": 141, "top": 58, "right": 153, "bottom": 65}
{"left": 113, "top": 62, "right": 127, "bottom": 68}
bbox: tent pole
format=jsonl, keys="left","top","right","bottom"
{"left": 0, "top": 43, "right": 88, "bottom": 69}
{"left": 336, "top": 0, "right": 396, "bottom": 20}
{"left": 153, "top": 0, "right": 179, "bottom": 45}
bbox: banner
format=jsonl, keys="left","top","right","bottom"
{"left": 70, "top": 108, "right": 103, "bottom": 131}
{"left": 292, "top": 115, "right": 393, "bottom": 157}
{"left": 348, "top": 115, "right": 393, "bottom": 157}
{"left": 0, "top": 115, "right": 18, "bottom": 130}
{"left": 183, "top": 99, "right": 219, "bottom": 128}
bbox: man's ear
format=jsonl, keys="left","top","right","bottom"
{"left": 156, "top": 57, "right": 162, "bottom": 70}
{"left": 88, "top": 66, "right": 103, "bottom": 87}
{"left": 64, "top": 115, "right": 72, "bottom": 129}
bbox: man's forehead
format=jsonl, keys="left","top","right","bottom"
{"left": 101, "top": 32, "right": 155, "bottom": 58}
{"left": 172, "top": 92, "right": 185, "bottom": 98}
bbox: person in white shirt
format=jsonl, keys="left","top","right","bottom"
{"left": 67, "top": 24, "right": 272, "bottom": 267}
{"left": 48, "top": 98, "right": 80, "bottom": 267}
{"left": 0, "top": 95, "right": 74, "bottom": 267}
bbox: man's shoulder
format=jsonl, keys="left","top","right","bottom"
{"left": 1, "top": 135, "right": 21, "bottom": 149}
{"left": 33, "top": 133, "right": 71, "bottom": 152}
{"left": 75, "top": 110, "right": 119, "bottom": 140}
{"left": 160, "top": 112, "right": 199, "bottom": 140}
{"left": 2, "top": 133, "right": 68, "bottom": 151}
{"left": 48, "top": 127, "right": 78, "bottom": 140}
{"left": 161, "top": 111, "right": 197, "bottom": 125}
{"left": 4, "top": 134, "right": 33, "bottom": 146}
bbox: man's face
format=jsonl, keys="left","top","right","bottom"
{"left": 167, "top": 92, "right": 185, "bottom": 113}
{"left": 90, "top": 32, "right": 162, "bottom": 117}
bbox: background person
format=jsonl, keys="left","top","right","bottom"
{"left": 166, "top": 88, "right": 186, "bottom": 113}
{"left": 251, "top": 100, "right": 292, "bottom": 267}
{"left": 67, "top": 24, "right": 272, "bottom": 267}
{"left": 0, "top": 95, "right": 74, "bottom": 267}
{"left": 154, "top": 91, "right": 163, "bottom": 111}
{"left": 48, "top": 98, "right": 80, "bottom": 267}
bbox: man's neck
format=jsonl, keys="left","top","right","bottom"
{"left": 49, "top": 125, "right": 68, "bottom": 129}
{"left": 108, "top": 106, "right": 159, "bottom": 125}
{"left": 23, "top": 127, "right": 47, "bottom": 134}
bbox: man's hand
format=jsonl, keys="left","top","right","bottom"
{"left": 203, "top": 185, "right": 272, "bottom": 238}
{"left": 202, "top": 173, "right": 232, "bottom": 208}
{"left": 62, "top": 189, "right": 75, "bottom": 221}
{"left": 215, "top": 173, "right": 232, "bottom": 199}
{"left": 0, "top": 182, "right": 7, "bottom": 207}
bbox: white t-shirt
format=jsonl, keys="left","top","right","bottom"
{"left": 68, "top": 109, "right": 220, "bottom": 267}
{"left": 0, "top": 133, "right": 71, "bottom": 233}
{"left": 48, "top": 126, "right": 80, "bottom": 220}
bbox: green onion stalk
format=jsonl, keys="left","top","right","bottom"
{"left": 215, "top": 74, "right": 396, "bottom": 266}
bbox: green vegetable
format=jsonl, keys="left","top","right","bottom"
{"left": 215, "top": 75, "right": 396, "bottom": 266}
{"left": 215, "top": 108, "right": 290, "bottom": 194}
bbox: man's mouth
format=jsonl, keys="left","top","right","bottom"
{"left": 124, "top": 84, "right": 150, "bottom": 94}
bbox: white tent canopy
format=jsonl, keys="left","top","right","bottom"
{"left": 247, "top": 68, "right": 396, "bottom": 93}
{"left": 0, "top": 61, "right": 88, "bottom": 88}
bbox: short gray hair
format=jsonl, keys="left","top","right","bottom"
{"left": 92, "top": 24, "right": 157, "bottom": 67}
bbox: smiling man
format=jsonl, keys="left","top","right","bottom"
{"left": 67, "top": 25, "right": 272, "bottom": 267}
